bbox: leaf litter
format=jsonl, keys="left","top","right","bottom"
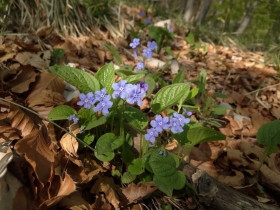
{"left": 0, "top": 4, "right": 280, "bottom": 210}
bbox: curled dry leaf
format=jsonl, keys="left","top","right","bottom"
{"left": 7, "top": 104, "right": 38, "bottom": 137}
{"left": 90, "top": 177, "right": 122, "bottom": 209}
{"left": 60, "top": 124, "right": 80, "bottom": 157}
{"left": 2, "top": 65, "right": 38, "bottom": 94}
{"left": 122, "top": 182, "right": 157, "bottom": 204}
{"left": 26, "top": 71, "right": 66, "bottom": 101}
{"left": 39, "top": 172, "right": 77, "bottom": 209}
{"left": 15, "top": 51, "right": 51, "bottom": 70}
{"left": 14, "top": 127, "right": 55, "bottom": 183}
{"left": 58, "top": 191, "right": 91, "bottom": 210}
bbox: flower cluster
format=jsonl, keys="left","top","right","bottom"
{"left": 112, "top": 79, "right": 147, "bottom": 106}
{"left": 129, "top": 38, "right": 158, "bottom": 70}
{"left": 144, "top": 112, "right": 191, "bottom": 144}
{"left": 77, "top": 88, "right": 113, "bottom": 116}
{"left": 68, "top": 80, "right": 148, "bottom": 124}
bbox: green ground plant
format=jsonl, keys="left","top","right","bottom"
{"left": 46, "top": 38, "right": 226, "bottom": 197}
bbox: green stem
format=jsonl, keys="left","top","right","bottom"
{"left": 0, "top": 97, "right": 96, "bottom": 152}
{"left": 140, "top": 132, "right": 143, "bottom": 157}
{"left": 120, "top": 108, "right": 124, "bottom": 139}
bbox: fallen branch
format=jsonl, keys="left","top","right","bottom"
{"left": 180, "top": 162, "right": 280, "bottom": 210}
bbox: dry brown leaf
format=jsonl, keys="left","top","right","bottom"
{"left": 39, "top": 172, "right": 77, "bottom": 209}
{"left": 249, "top": 158, "right": 280, "bottom": 192}
{"left": 2, "top": 65, "right": 38, "bottom": 93}
{"left": 26, "top": 72, "right": 65, "bottom": 101}
{"left": 60, "top": 124, "right": 79, "bottom": 157}
{"left": 90, "top": 177, "right": 121, "bottom": 209}
{"left": 15, "top": 51, "right": 50, "bottom": 70}
{"left": 217, "top": 169, "right": 245, "bottom": 187}
{"left": 7, "top": 104, "right": 38, "bottom": 137}
{"left": 91, "top": 194, "right": 114, "bottom": 210}
{"left": 58, "top": 191, "right": 92, "bottom": 210}
{"left": 122, "top": 182, "right": 157, "bottom": 204}
{"left": 27, "top": 89, "right": 66, "bottom": 108}
{"left": 14, "top": 127, "right": 55, "bottom": 183}
{"left": 95, "top": 49, "right": 105, "bottom": 64}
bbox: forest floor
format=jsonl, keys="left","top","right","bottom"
{"left": 0, "top": 4, "right": 280, "bottom": 210}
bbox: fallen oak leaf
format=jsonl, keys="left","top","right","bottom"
{"left": 14, "top": 126, "right": 55, "bottom": 183}
{"left": 60, "top": 124, "right": 79, "bottom": 157}
{"left": 122, "top": 182, "right": 157, "bottom": 204}
{"left": 39, "top": 172, "right": 76, "bottom": 209}
{"left": 58, "top": 191, "right": 91, "bottom": 210}
{"left": 25, "top": 71, "right": 66, "bottom": 102}
{"left": 90, "top": 177, "right": 122, "bottom": 209}
{"left": 7, "top": 104, "right": 38, "bottom": 137}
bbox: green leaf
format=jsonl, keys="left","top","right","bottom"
{"left": 154, "top": 175, "right": 173, "bottom": 197}
{"left": 85, "top": 113, "right": 111, "bottom": 130}
{"left": 145, "top": 76, "right": 156, "bottom": 95}
{"left": 187, "top": 127, "right": 226, "bottom": 146}
{"left": 49, "top": 65, "right": 100, "bottom": 93}
{"left": 210, "top": 105, "right": 228, "bottom": 116}
{"left": 256, "top": 120, "right": 280, "bottom": 155}
{"left": 151, "top": 83, "right": 190, "bottom": 114}
{"left": 172, "top": 123, "right": 196, "bottom": 145}
{"left": 95, "top": 133, "right": 123, "bottom": 155}
{"left": 82, "top": 134, "right": 94, "bottom": 145}
{"left": 213, "top": 92, "right": 228, "bottom": 98}
{"left": 181, "top": 105, "right": 200, "bottom": 112}
{"left": 77, "top": 108, "right": 96, "bottom": 125}
{"left": 148, "top": 151, "right": 186, "bottom": 190}
{"left": 123, "top": 106, "right": 148, "bottom": 132}
{"left": 172, "top": 70, "right": 185, "bottom": 84}
{"left": 52, "top": 48, "right": 65, "bottom": 59}
{"left": 95, "top": 62, "right": 115, "bottom": 94}
{"left": 185, "top": 32, "right": 195, "bottom": 44}
{"left": 121, "top": 146, "right": 135, "bottom": 164}
{"left": 164, "top": 46, "right": 175, "bottom": 58}
{"left": 128, "top": 158, "right": 144, "bottom": 175}
{"left": 48, "top": 105, "right": 76, "bottom": 120}
{"left": 94, "top": 151, "right": 115, "bottom": 162}
{"left": 189, "top": 88, "right": 199, "bottom": 99}
{"left": 104, "top": 44, "right": 122, "bottom": 66}
{"left": 121, "top": 172, "right": 136, "bottom": 183}
{"left": 124, "top": 73, "right": 146, "bottom": 83}
{"left": 112, "top": 170, "right": 121, "bottom": 177}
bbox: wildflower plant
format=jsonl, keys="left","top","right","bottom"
{"left": 48, "top": 39, "right": 226, "bottom": 197}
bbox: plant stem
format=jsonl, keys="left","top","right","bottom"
{"left": 0, "top": 97, "right": 96, "bottom": 152}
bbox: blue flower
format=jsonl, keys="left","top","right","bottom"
{"left": 169, "top": 117, "right": 183, "bottom": 133}
{"left": 67, "top": 114, "right": 79, "bottom": 124}
{"left": 126, "top": 84, "right": 146, "bottom": 106}
{"left": 145, "top": 128, "right": 158, "bottom": 143}
{"left": 183, "top": 108, "right": 192, "bottom": 117}
{"left": 136, "top": 62, "right": 145, "bottom": 70}
{"left": 77, "top": 92, "right": 95, "bottom": 109}
{"left": 147, "top": 41, "right": 158, "bottom": 51}
{"left": 129, "top": 38, "right": 140, "bottom": 49}
{"left": 172, "top": 112, "right": 190, "bottom": 127}
{"left": 139, "top": 82, "right": 148, "bottom": 92}
{"left": 143, "top": 48, "right": 153, "bottom": 59}
{"left": 145, "top": 18, "right": 151, "bottom": 24}
{"left": 140, "top": 11, "right": 146, "bottom": 17}
{"left": 112, "top": 80, "right": 132, "bottom": 99}
{"left": 93, "top": 96, "right": 113, "bottom": 115}
{"left": 150, "top": 115, "right": 170, "bottom": 132}
{"left": 94, "top": 88, "right": 109, "bottom": 102}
